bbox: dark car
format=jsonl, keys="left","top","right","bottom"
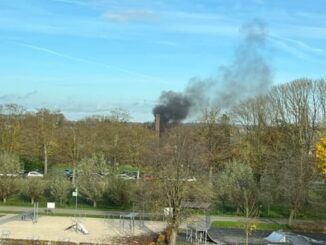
{"left": 64, "top": 169, "right": 73, "bottom": 179}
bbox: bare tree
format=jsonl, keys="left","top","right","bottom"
{"left": 232, "top": 95, "right": 272, "bottom": 181}
{"left": 234, "top": 79, "right": 326, "bottom": 224}
{"left": 268, "top": 79, "right": 326, "bottom": 225}
{"left": 149, "top": 126, "right": 210, "bottom": 245}
{"left": 0, "top": 151, "right": 21, "bottom": 202}
{"left": 215, "top": 160, "right": 258, "bottom": 245}
{"left": 61, "top": 121, "right": 82, "bottom": 186}
{"left": 232, "top": 79, "right": 326, "bottom": 225}
{"left": 0, "top": 104, "right": 26, "bottom": 153}
{"left": 77, "top": 153, "right": 108, "bottom": 207}
{"left": 196, "top": 108, "right": 233, "bottom": 183}
{"left": 35, "top": 109, "right": 64, "bottom": 175}
{"left": 21, "top": 178, "right": 46, "bottom": 204}
{"left": 50, "top": 175, "right": 72, "bottom": 205}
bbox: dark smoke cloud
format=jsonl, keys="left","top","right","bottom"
{"left": 153, "top": 19, "right": 272, "bottom": 127}
{"left": 153, "top": 91, "right": 191, "bottom": 125}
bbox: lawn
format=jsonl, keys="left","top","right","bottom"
{"left": 211, "top": 221, "right": 289, "bottom": 231}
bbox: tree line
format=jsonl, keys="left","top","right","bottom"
{"left": 0, "top": 78, "right": 326, "bottom": 245}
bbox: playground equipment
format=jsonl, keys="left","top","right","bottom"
{"left": 186, "top": 216, "right": 225, "bottom": 244}
{"left": 21, "top": 202, "right": 39, "bottom": 224}
{"left": 65, "top": 218, "right": 89, "bottom": 235}
{"left": 104, "top": 210, "right": 162, "bottom": 237}
{"left": 183, "top": 201, "right": 224, "bottom": 244}
{"left": 119, "top": 212, "right": 139, "bottom": 233}
{"left": 265, "top": 231, "right": 326, "bottom": 244}
{"left": 186, "top": 216, "right": 210, "bottom": 244}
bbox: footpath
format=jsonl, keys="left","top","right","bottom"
{"left": 0, "top": 205, "right": 324, "bottom": 225}
{"left": 0, "top": 205, "right": 128, "bottom": 217}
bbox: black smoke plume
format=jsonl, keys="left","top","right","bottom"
{"left": 153, "top": 91, "right": 191, "bottom": 126}
{"left": 153, "top": 19, "right": 272, "bottom": 128}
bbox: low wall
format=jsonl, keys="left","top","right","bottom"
{"left": 0, "top": 239, "right": 109, "bottom": 245}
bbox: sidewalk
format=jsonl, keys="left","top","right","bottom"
{"left": 0, "top": 205, "right": 324, "bottom": 225}
{"left": 0, "top": 205, "right": 126, "bottom": 217}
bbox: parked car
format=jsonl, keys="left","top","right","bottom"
{"left": 64, "top": 169, "right": 73, "bottom": 180}
{"left": 0, "top": 173, "right": 19, "bottom": 177}
{"left": 64, "top": 169, "right": 73, "bottom": 177}
{"left": 25, "top": 171, "right": 43, "bottom": 177}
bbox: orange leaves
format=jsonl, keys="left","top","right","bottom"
{"left": 316, "top": 137, "right": 326, "bottom": 176}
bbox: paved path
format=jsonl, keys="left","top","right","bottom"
{"left": 0, "top": 213, "right": 21, "bottom": 225}
{"left": 0, "top": 205, "right": 324, "bottom": 225}
{"left": 0, "top": 205, "right": 128, "bottom": 217}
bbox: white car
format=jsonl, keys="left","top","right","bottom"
{"left": 26, "top": 171, "right": 43, "bottom": 177}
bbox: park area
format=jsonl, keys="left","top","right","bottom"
{"left": 0, "top": 207, "right": 325, "bottom": 245}
{"left": 1, "top": 79, "right": 326, "bottom": 245}
{"left": 0, "top": 212, "right": 166, "bottom": 244}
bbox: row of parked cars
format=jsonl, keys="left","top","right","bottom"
{"left": 0, "top": 171, "right": 44, "bottom": 177}
{"left": 63, "top": 169, "right": 152, "bottom": 181}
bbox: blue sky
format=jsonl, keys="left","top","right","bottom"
{"left": 0, "top": 0, "right": 325, "bottom": 121}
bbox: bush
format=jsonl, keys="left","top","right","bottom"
{"left": 20, "top": 178, "right": 46, "bottom": 204}
{"left": 21, "top": 157, "right": 43, "bottom": 172}
{"left": 49, "top": 175, "right": 72, "bottom": 205}
{"left": 105, "top": 177, "right": 133, "bottom": 206}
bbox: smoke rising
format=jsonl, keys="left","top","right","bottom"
{"left": 217, "top": 19, "right": 272, "bottom": 108}
{"left": 153, "top": 91, "right": 191, "bottom": 126}
{"left": 153, "top": 19, "right": 272, "bottom": 127}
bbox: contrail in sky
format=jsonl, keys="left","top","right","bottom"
{"left": 16, "top": 42, "right": 166, "bottom": 82}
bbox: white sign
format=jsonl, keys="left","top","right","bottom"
{"left": 47, "top": 202, "right": 55, "bottom": 209}
{"left": 164, "top": 207, "right": 173, "bottom": 216}
{"left": 72, "top": 191, "right": 78, "bottom": 197}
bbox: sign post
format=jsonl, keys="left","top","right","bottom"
{"left": 72, "top": 188, "right": 78, "bottom": 216}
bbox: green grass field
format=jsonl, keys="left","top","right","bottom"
{"left": 211, "top": 221, "right": 289, "bottom": 231}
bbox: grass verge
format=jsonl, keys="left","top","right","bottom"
{"left": 211, "top": 221, "right": 289, "bottom": 231}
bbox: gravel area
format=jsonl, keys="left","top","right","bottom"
{"left": 0, "top": 215, "right": 166, "bottom": 244}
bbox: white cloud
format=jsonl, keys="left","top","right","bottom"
{"left": 167, "top": 23, "right": 237, "bottom": 36}
{"left": 269, "top": 35, "right": 326, "bottom": 59}
{"left": 104, "top": 9, "right": 159, "bottom": 23}
{"left": 275, "top": 24, "right": 326, "bottom": 40}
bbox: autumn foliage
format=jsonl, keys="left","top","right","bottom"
{"left": 316, "top": 136, "right": 326, "bottom": 177}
